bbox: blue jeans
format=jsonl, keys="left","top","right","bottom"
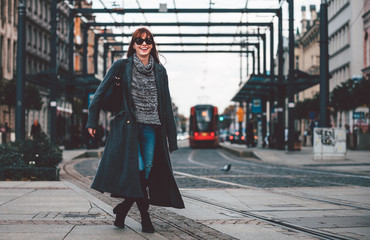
{"left": 138, "top": 123, "right": 157, "bottom": 179}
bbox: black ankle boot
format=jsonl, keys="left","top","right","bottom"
{"left": 113, "top": 198, "right": 134, "bottom": 228}
{"left": 137, "top": 171, "right": 155, "bottom": 233}
{"left": 140, "top": 211, "right": 155, "bottom": 233}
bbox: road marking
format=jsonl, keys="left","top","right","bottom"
{"left": 173, "top": 170, "right": 251, "bottom": 188}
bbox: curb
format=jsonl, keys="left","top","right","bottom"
{"left": 72, "top": 150, "right": 103, "bottom": 160}
{"left": 220, "top": 144, "right": 260, "bottom": 159}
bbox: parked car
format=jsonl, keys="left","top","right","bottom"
{"left": 230, "top": 131, "right": 246, "bottom": 144}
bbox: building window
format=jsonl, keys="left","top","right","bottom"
{"left": 13, "top": 42, "right": 17, "bottom": 72}
{"left": 8, "top": 0, "right": 12, "bottom": 23}
{"left": 39, "top": 0, "right": 42, "bottom": 18}
{"left": 7, "top": 39, "right": 11, "bottom": 73}
{"left": 34, "top": 0, "right": 37, "bottom": 15}
{"left": 44, "top": 35, "right": 47, "bottom": 54}
{"left": 367, "top": 32, "right": 370, "bottom": 67}
{"left": 1, "top": 0, "right": 6, "bottom": 22}
{"left": 34, "top": 28, "right": 37, "bottom": 49}
{"left": 13, "top": 0, "right": 17, "bottom": 25}
{"left": 0, "top": 36, "right": 3, "bottom": 76}
{"left": 28, "top": 25, "right": 32, "bottom": 47}
{"left": 295, "top": 56, "right": 299, "bottom": 69}
{"left": 39, "top": 31, "right": 42, "bottom": 51}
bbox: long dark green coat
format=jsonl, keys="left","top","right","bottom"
{"left": 86, "top": 57, "right": 184, "bottom": 209}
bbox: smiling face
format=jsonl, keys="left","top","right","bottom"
{"left": 133, "top": 33, "right": 153, "bottom": 60}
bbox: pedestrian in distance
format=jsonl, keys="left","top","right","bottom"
{"left": 86, "top": 27, "right": 184, "bottom": 233}
{"left": 30, "top": 119, "right": 42, "bottom": 139}
{"left": 1, "top": 122, "right": 10, "bottom": 144}
{"left": 246, "top": 119, "right": 255, "bottom": 148}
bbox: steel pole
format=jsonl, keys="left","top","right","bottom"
{"left": 263, "top": 35, "right": 267, "bottom": 75}
{"left": 83, "top": 23, "right": 88, "bottom": 76}
{"left": 319, "top": 0, "right": 330, "bottom": 127}
{"left": 103, "top": 43, "right": 108, "bottom": 76}
{"left": 277, "top": 8, "right": 285, "bottom": 150}
{"left": 257, "top": 43, "right": 261, "bottom": 75}
{"left": 287, "top": 0, "right": 295, "bottom": 151}
{"left": 68, "top": 8, "right": 75, "bottom": 148}
{"left": 50, "top": 0, "right": 57, "bottom": 144}
{"left": 94, "top": 34, "right": 98, "bottom": 74}
{"left": 15, "top": 0, "right": 26, "bottom": 140}
{"left": 270, "top": 24, "right": 274, "bottom": 77}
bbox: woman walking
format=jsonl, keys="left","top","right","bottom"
{"left": 87, "top": 27, "right": 184, "bottom": 233}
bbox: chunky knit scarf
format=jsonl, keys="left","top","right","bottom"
{"left": 131, "top": 53, "right": 161, "bottom": 125}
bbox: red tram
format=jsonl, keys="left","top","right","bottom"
{"left": 189, "top": 105, "right": 219, "bottom": 148}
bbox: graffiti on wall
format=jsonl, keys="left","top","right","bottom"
{"left": 315, "top": 128, "right": 335, "bottom": 146}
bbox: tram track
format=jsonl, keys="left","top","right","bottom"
{"left": 61, "top": 157, "right": 238, "bottom": 240}
{"left": 182, "top": 194, "right": 356, "bottom": 240}
{"left": 63, "top": 150, "right": 369, "bottom": 240}
{"left": 177, "top": 149, "right": 370, "bottom": 211}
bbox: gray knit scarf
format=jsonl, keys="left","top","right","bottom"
{"left": 132, "top": 53, "right": 161, "bottom": 125}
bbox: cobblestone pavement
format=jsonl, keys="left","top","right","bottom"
{"left": 74, "top": 146, "right": 370, "bottom": 189}
{"left": 62, "top": 157, "right": 239, "bottom": 240}
{"left": 68, "top": 143, "right": 370, "bottom": 239}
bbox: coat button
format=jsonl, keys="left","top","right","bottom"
{"left": 127, "top": 120, "right": 130, "bottom": 124}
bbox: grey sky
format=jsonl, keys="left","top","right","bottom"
{"left": 90, "top": 0, "right": 321, "bottom": 117}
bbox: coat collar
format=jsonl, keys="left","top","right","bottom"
{"left": 154, "top": 61, "right": 163, "bottom": 96}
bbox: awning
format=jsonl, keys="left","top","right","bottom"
{"left": 232, "top": 70, "right": 320, "bottom": 102}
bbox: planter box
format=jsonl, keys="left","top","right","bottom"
{"left": 294, "top": 141, "right": 302, "bottom": 150}
{"left": 0, "top": 167, "right": 60, "bottom": 181}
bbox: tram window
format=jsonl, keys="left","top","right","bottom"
{"left": 195, "top": 109, "right": 213, "bottom": 132}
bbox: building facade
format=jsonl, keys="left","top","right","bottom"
{"left": 363, "top": 0, "right": 370, "bottom": 78}
{"left": 0, "top": 0, "right": 18, "bottom": 142}
{"left": 295, "top": 5, "right": 321, "bottom": 145}
{"left": 328, "top": 0, "right": 364, "bottom": 128}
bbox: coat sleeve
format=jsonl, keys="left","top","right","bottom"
{"left": 86, "top": 60, "right": 120, "bottom": 130}
{"left": 162, "top": 68, "right": 178, "bottom": 152}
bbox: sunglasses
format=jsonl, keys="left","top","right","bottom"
{"left": 134, "top": 38, "right": 153, "bottom": 45}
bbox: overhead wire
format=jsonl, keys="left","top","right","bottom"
{"left": 206, "top": 0, "right": 214, "bottom": 52}
{"left": 172, "top": 0, "right": 184, "bottom": 51}
{"left": 231, "top": 0, "right": 249, "bottom": 45}
{"left": 96, "top": 0, "right": 127, "bottom": 58}
{"left": 135, "top": 0, "right": 149, "bottom": 24}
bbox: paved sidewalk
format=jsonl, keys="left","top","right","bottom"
{"left": 0, "top": 149, "right": 155, "bottom": 240}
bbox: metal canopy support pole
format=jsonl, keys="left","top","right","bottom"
{"left": 68, "top": 8, "right": 75, "bottom": 148}
{"left": 15, "top": 0, "right": 26, "bottom": 140}
{"left": 245, "top": 99, "right": 251, "bottom": 147}
{"left": 269, "top": 24, "right": 275, "bottom": 140}
{"left": 83, "top": 23, "right": 88, "bottom": 76}
{"left": 252, "top": 51, "right": 256, "bottom": 75}
{"left": 103, "top": 43, "right": 108, "bottom": 76}
{"left": 262, "top": 96, "right": 267, "bottom": 147}
{"left": 270, "top": 24, "right": 274, "bottom": 77}
{"left": 319, "top": 0, "right": 330, "bottom": 127}
{"left": 68, "top": 10, "right": 75, "bottom": 79}
{"left": 50, "top": 0, "right": 57, "bottom": 144}
{"left": 287, "top": 0, "right": 295, "bottom": 151}
{"left": 257, "top": 43, "right": 261, "bottom": 75}
{"left": 262, "top": 35, "right": 267, "bottom": 75}
{"left": 276, "top": 7, "right": 285, "bottom": 150}
{"left": 94, "top": 34, "right": 98, "bottom": 74}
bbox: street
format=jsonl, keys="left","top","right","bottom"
{"left": 70, "top": 141, "right": 370, "bottom": 239}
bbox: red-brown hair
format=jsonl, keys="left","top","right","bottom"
{"left": 126, "top": 28, "right": 160, "bottom": 63}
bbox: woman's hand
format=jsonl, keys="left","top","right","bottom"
{"left": 88, "top": 128, "right": 96, "bottom": 138}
